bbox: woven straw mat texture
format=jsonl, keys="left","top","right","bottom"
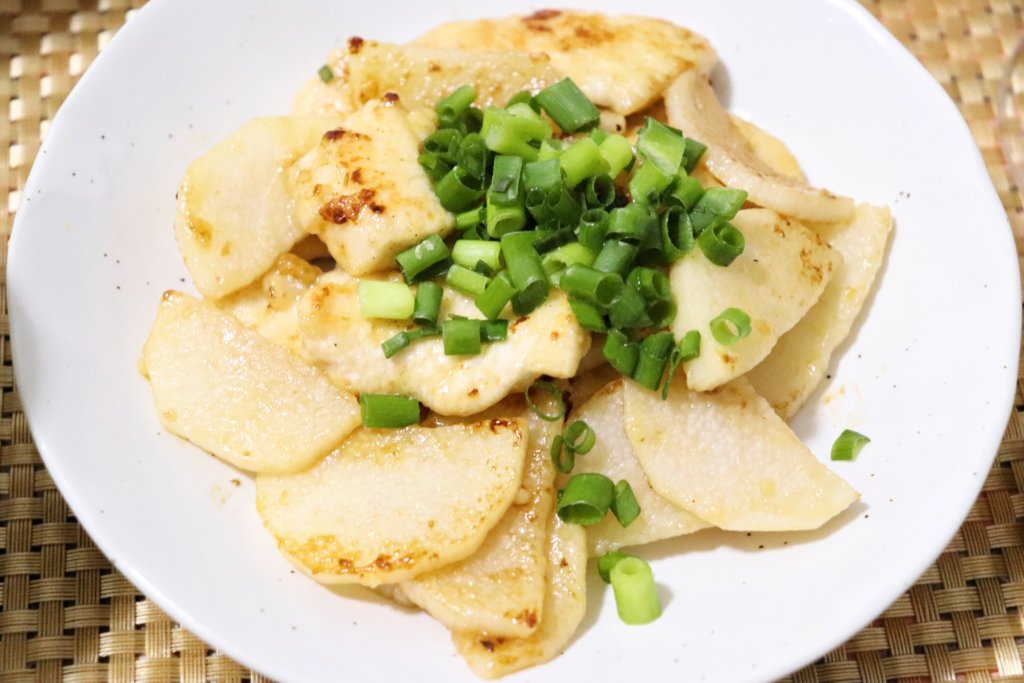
{"left": 2, "top": 1, "right": 1024, "bottom": 681}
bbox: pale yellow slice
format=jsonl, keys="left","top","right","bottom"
{"left": 256, "top": 420, "right": 528, "bottom": 586}
{"left": 174, "top": 116, "right": 337, "bottom": 298}
{"left": 664, "top": 70, "right": 853, "bottom": 222}
{"left": 747, "top": 204, "right": 893, "bottom": 418}
{"left": 401, "top": 401, "right": 558, "bottom": 638}
{"left": 416, "top": 11, "right": 716, "bottom": 115}
{"left": 671, "top": 208, "right": 840, "bottom": 391}
{"left": 623, "top": 376, "right": 859, "bottom": 531}
{"left": 286, "top": 99, "right": 453, "bottom": 276}
{"left": 731, "top": 115, "right": 805, "bottom": 181}
{"left": 452, "top": 516, "right": 587, "bottom": 679}
{"left": 141, "top": 291, "right": 359, "bottom": 474}
{"left": 569, "top": 379, "right": 710, "bottom": 556}
{"left": 298, "top": 271, "right": 590, "bottom": 416}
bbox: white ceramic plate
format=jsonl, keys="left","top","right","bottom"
{"left": 9, "top": 1, "right": 1020, "bottom": 681}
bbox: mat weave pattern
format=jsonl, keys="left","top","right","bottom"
{"left": 0, "top": 1, "right": 1022, "bottom": 681}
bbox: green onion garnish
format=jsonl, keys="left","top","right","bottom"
{"left": 446, "top": 264, "right": 491, "bottom": 299}
{"left": 479, "top": 319, "right": 508, "bottom": 343}
{"left": 435, "top": 85, "right": 477, "bottom": 123}
{"left": 592, "top": 240, "right": 638, "bottom": 276}
{"left": 551, "top": 435, "right": 574, "bottom": 474}
{"left": 577, "top": 208, "right": 610, "bottom": 252}
{"left": 318, "top": 65, "right": 334, "bottom": 84}
{"left": 486, "top": 201, "right": 527, "bottom": 238}
{"left": 559, "top": 264, "right": 623, "bottom": 307}
{"left": 435, "top": 166, "right": 486, "bottom": 212}
{"left": 831, "top": 429, "right": 870, "bottom": 461}
{"left": 598, "top": 134, "right": 634, "bottom": 178}
{"left": 557, "top": 472, "right": 615, "bottom": 525}
{"left": 357, "top": 280, "right": 415, "bottom": 320}
{"left": 661, "top": 330, "right": 701, "bottom": 399}
{"left": 501, "top": 231, "right": 549, "bottom": 315}
{"left": 455, "top": 207, "right": 484, "bottom": 232}
{"left": 611, "top": 480, "right": 642, "bottom": 527}
{"left": 682, "top": 137, "right": 708, "bottom": 174}
{"left": 584, "top": 174, "right": 616, "bottom": 209}
{"left": 632, "top": 331, "right": 675, "bottom": 391}
{"left": 665, "top": 174, "right": 705, "bottom": 211}
{"left": 534, "top": 77, "right": 600, "bottom": 133}
{"left": 697, "top": 221, "right": 745, "bottom": 267}
{"left": 598, "top": 551, "right": 633, "bottom": 583}
{"left": 452, "top": 240, "right": 502, "bottom": 273}
{"left": 395, "top": 235, "right": 451, "bottom": 283}
{"left": 604, "top": 329, "right": 639, "bottom": 376}
{"left": 381, "top": 326, "right": 440, "bottom": 359}
{"left": 475, "top": 271, "right": 516, "bottom": 319}
{"left": 412, "top": 281, "right": 443, "bottom": 327}
{"left": 359, "top": 393, "right": 421, "bottom": 428}
{"left": 609, "top": 556, "right": 662, "bottom": 625}
{"left": 488, "top": 154, "right": 524, "bottom": 206}
{"left": 568, "top": 298, "right": 608, "bottom": 332}
{"left": 442, "top": 318, "right": 482, "bottom": 356}
{"left": 660, "top": 206, "right": 695, "bottom": 262}
{"left": 525, "top": 381, "right": 566, "bottom": 422}
{"left": 636, "top": 117, "right": 686, "bottom": 175}
{"left": 542, "top": 243, "right": 597, "bottom": 285}
{"left": 564, "top": 420, "right": 596, "bottom": 455}
{"left": 483, "top": 108, "right": 551, "bottom": 160}
{"left": 608, "top": 284, "right": 651, "bottom": 329}
{"left": 629, "top": 160, "right": 674, "bottom": 205}
{"left": 523, "top": 158, "right": 562, "bottom": 194}
{"left": 710, "top": 307, "right": 752, "bottom": 346}
{"left": 559, "top": 137, "right": 608, "bottom": 188}
{"left": 689, "top": 187, "right": 748, "bottom": 235}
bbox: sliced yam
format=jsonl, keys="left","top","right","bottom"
{"left": 142, "top": 291, "right": 359, "bottom": 474}
{"left": 452, "top": 516, "right": 587, "bottom": 679}
{"left": 730, "top": 115, "right": 805, "bottom": 181}
{"left": 216, "top": 253, "right": 322, "bottom": 358}
{"left": 286, "top": 99, "right": 453, "bottom": 276}
{"left": 256, "top": 420, "right": 528, "bottom": 586}
{"left": 624, "top": 376, "right": 859, "bottom": 531}
{"left": 174, "top": 116, "right": 338, "bottom": 298}
{"left": 342, "top": 40, "right": 561, "bottom": 111}
{"left": 670, "top": 208, "right": 840, "bottom": 391}
{"left": 401, "top": 402, "right": 558, "bottom": 638}
{"left": 569, "top": 379, "right": 709, "bottom": 556}
{"left": 664, "top": 71, "right": 854, "bottom": 222}
{"left": 747, "top": 204, "right": 893, "bottom": 418}
{"left": 569, "top": 357, "right": 619, "bottom": 409}
{"left": 292, "top": 75, "right": 352, "bottom": 118}
{"left": 416, "top": 11, "right": 716, "bottom": 115}
{"left": 298, "top": 271, "right": 590, "bottom": 416}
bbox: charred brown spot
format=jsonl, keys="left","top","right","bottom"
{"left": 186, "top": 216, "right": 213, "bottom": 246}
{"left": 517, "top": 610, "right": 538, "bottom": 628}
{"left": 350, "top": 168, "right": 364, "bottom": 183}
{"left": 427, "top": 62, "right": 441, "bottom": 73}
{"left": 427, "top": 519, "right": 436, "bottom": 529}
{"left": 489, "top": 418, "right": 514, "bottom": 433}
{"left": 525, "top": 8, "right": 561, "bottom": 21}
{"left": 319, "top": 189, "right": 377, "bottom": 224}
{"left": 337, "top": 558, "right": 354, "bottom": 570}
{"left": 348, "top": 36, "right": 365, "bottom": 54}
{"left": 799, "top": 247, "right": 823, "bottom": 284}
{"left": 383, "top": 91, "right": 400, "bottom": 105}
{"left": 469, "top": 388, "right": 479, "bottom": 397}
{"left": 550, "top": 331, "right": 560, "bottom": 341}
{"left": 220, "top": 241, "right": 232, "bottom": 256}
{"left": 510, "top": 316, "right": 530, "bottom": 332}
{"left": 773, "top": 224, "right": 787, "bottom": 238}
{"left": 559, "top": 558, "right": 569, "bottom": 568}
{"left": 480, "top": 637, "right": 506, "bottom": 652}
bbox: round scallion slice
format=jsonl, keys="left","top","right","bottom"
{"left": 831, "top": 429, "right": 871, "bottom": 461}
{"left": 697, "top": 221, "right": 745, "bottom": 266}
{"left": 557, "top": 473, "right": 615, "bottom": 526}
{"left": 609, "top": 556, "right": 662, "bottom": 625}
{"left": 525, "top": 381, "right": 566, "bottom": 422}
{"left": 563, "top": 420, "right": 596, "bottom": 455}
{"left": 709, "top": 308, "right": 752, "bottom": 346}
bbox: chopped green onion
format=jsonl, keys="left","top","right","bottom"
{"left": 537, "top": 137, "right": 566, "bottom": 162}
{"left": 542, "top": 242, "right": 597, "bottom": 284}
{"left": 589, "top": 127, "right": 609, "bottom": 144}
{"left": 533, "top": 226, "right": 575, "bottom": 254}
{"left": 608, "top": 284, "right": 652, "bottom": 329}
{"left": 435, "top": 166, "right": 485, "bottom": 212}
{"left": 446, "top": 264, "right": 491, "bottom": 299}
{"left": 629, "top": 267, "right": 672, "bottom": 302}
{"left": 559, "top": 137, "right": 608, "bottom": 188}
{"left": 501, "top": 231, "right": 549, "bottom": 315}
{"left": 593, "top": 240, "right": 638, "bottom": 276}
{"left": 507, "top": 100, "right": 543, "bottom": 121}
{"left": 506, "top": 89, "right": 540, "bottom": 113}
{"left": 604, "top": 329, "right": 640, "bottom": 376}
{"left": 629, "top": 161, "right": 674, "bottom": 205}
{"left": 483, "top": 108, "right": 551, "bottom": 159}
{"left": 412, "top": 281, "right": 443, "bottom": 326}
{"left": 423, "top": 128, "right": 462, "bottom": 157}
{"left": 636, "top": 117, "right": 685, "bottom": 174}
{"left": 598, "top": 551, "right": 633, "bottom": 583}
{"left": 318, "top": 64, "right": 334, "bottom": 84}
{"left": 381, "top": 326, "right": 441, "bottom": 359}
{"left": 550, "top": 435, "right": 574, "bottom": 474}
{"left": 489, "top": 154, "right": 524, "bottom": 205}
{"left": 544, "top": 184, "right": 582, "bottom": 226}
{"left": 557, "top": 472, "right": 615, "bottom": 525}
{"left": 632, "top": 331, "right": 675, "bottom": 391}
{"left": 418, "top": 152, "right": 452, "bottom": 182}
{"left": 689, "top": 187, "right": 748, "bottom": 234}
{"left": 661, "top": 206, "right": 695, "bottom": 262}
{"left": 435, "top": 85, "right": 477, "bottom": 122}
{"left": 486, "top": 201, "right": 527, "bottom": 237}
{"left": 609, "top": 556, "right": 661, "bottom": 625}
{"left": 525, "top": 186, "right": 554, "bottom": 224}
{"left": 535, "top": 77, "right": 600, "bottom": 133}
{"left": 710, "top": 307, "right": 752, "bottom": 346}
{"left": 475, "top": 270, "right": 516, "bottom": 319}
{"left": 456, "top": 133, "right": 488, "bottom": 180}
{"left": 569, "top": 298, "right": 608, "bottom": 332}
{"left": 697, "top": 221, "right": 745, "bottom": 266}
{"left": 395, "top": 235, "right": 451, "bottom": 283}
{"left": 682, "top": 137, "right": 708, "bottom": 174}
{"left": 525, "top": 381, "right": 565, "bottom": 422}
{"left": 661, "top": 330, "right": 701, "bottom": 399}
{"left": 479, "top": 319, "right": 509, "bottom": 342}
{"left": 611, "top": 480, "right": 641, "bottom": 527}
{"left": 442, "top": 318, "right": 482, "bottom": 356}
{"left": 452, "top": 240, "right": 503, "bottom": 273}
{"left": 523, "top": 158, "right": 563, "bottom": 193}
{"left": 665, "top": 174, "right": 705, "bottom": 210}
{"left": 357, "top": 280, "right": 415, "bottom": 320}
{"left": 456, "top": 207, "right": 484, "bottom": 231}
{"left": 577, "top": 208, "right": 610, "bottom": 252}
{"left": 564, "top": 420, "right": 596, "bottom": 455}
{"left": 607, "top": 204, "right": 658, "bottom": 245}
{"left": 831, "top": 429, "right": 871, "bottom": 461}
{"left": 359, "top": 393, "right": 421, "bottom": 428}
{"left": 598, "top": 134, "right": 635, "bottom": 178}
{"left": 559, "top": 264, "right": 624, "bottom": 307}
{"left": 584, "top": 174, "right": 616, "bottom": 208}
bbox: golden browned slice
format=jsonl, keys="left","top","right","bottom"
{"left": 256, "top": 420, "right": 528, "bottom": 587}
{"left": 731, "top": 115, "right": 805, "bottom": 181}
{"left": 141, "top": 291, "right": 359, "bottom": 474}
{"left": 416, "top": 10, "right": 717, "bottom": 115}
{"left": 216, "top": 253, "right": 322, "bottom": 359}
{"left": 747, "top": 204, "right": 893, "bottom": 418}
{"left": 670, "top": 208, "right": 840, "bottom": 392}
{"left": 623, "top": 376, "right": 859, "bottom": 531}
{"left": 174, "top": 116, "right": 338, "bottom": 298}
{"left": 401, "top": 402, "right": 558, "bottom": 638}
{"left": 664, "top": 70, "right": 854, "bottom": 222}
{"left": 297, "top": 271, "right": 590, "bottom": 416}
{"left": 568, "top": 379, "right": 710, "bottom": 556}
{"left": 286, "top": 99, "right": 453, "bottom": 276}
{"left": 451, "top": 516, "right": 587, "bottom": 679}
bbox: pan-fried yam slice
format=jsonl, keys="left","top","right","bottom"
{"left": 569, "top": 358, "right": 619, "bottom": 409}
{"left": 256, "top": 420, "right": 528, "bottom": 587}
{"left": 298, "top": 271, "right": 590, "bottom": 416}
{"left": 416, "top": 11, "right": 716, "bottom": 115}
{"left": 342, "top": 41, "right": 560, "bottom": 111}
{"left": 624, "top": 376, "right": 859, "bottom": 531}
{"left": 286, "top": 99, "right": 453, "bottom": 276}
{"left": 748, "top": 204, "right": 893, "bottom": 418}
{"left": 401, "top": 404, "right": 558, "bottom": 638}
{"left": 217, "top": 254, "right": 322, "bottom": 358}
{"left": 174, "top": 116, "right": 337, "bottom": 298}
{"left": 141, "top": 291, "right": 359, "bottom": 474}
{"left": 664, "top": 71, "right": 854, "bottom": 222}
{"left": 670, "top": 208, "right": 840, "bottom": 391}
{"left": 452, "top": 516, "right": 587, "bottom": 679}
{"left": 731, "top": 115, "right": 805, "bottom": 181}
{"left": 569, "top": 380, "right": 709, "bottom": 556}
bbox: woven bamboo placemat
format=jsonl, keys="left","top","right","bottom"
{"left": 1, "top": 1, "right": 1023, "bottom": 681}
